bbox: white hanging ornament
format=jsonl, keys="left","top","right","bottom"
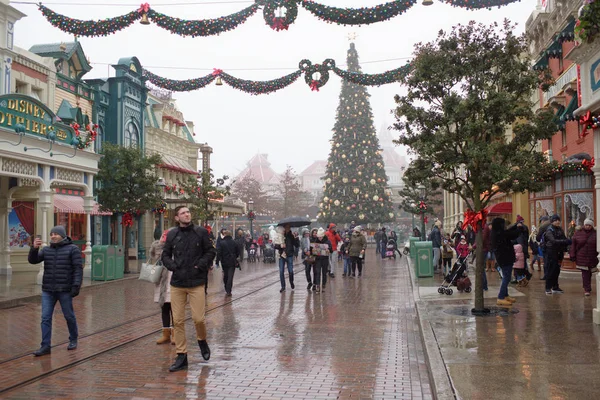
{"left": 389, "top": 212, "right": 394, "bottom": 218}
{"left": 342, "top": 154, "right": 346, "bottom": 159}
{"left": 342, "top": 177, "right": 348, "bottom": 183}
{"left": 370, "top": 179, "right": 376, "bottom": 185}
{"left": 359, "top": 213, "right": 365, "bottom": 220}
{"left": 326, "top": 178, "right": 332, "bottom": 184}
{"left": 373, "top": 195, "right": 379, "bottom": 201}
{"left": 334, "top": 200, "right": 340, "bottom": 206}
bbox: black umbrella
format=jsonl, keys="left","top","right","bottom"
{"left": 277, "top": 216, "right": 311, "bottom": 228}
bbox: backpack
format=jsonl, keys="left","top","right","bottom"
{"left": 540, "top": 226, "right": 553, "bottom": 251}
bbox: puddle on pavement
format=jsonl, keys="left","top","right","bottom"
{"left": 444, "top": 306, "right": 520, "bottom": 317}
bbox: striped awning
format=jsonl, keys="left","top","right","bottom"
{"left": 160, "top": 155, "right": 197, "bottom": 175}
{"left": 53, "top": 194, "right": 112, "bottom": 216}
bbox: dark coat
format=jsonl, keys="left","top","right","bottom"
{"left": 543, "top": 225, "right": 569, "bottom": 261}
{"left": 429, "top": 226, "right": 442, "bottom": 249}
{"left": 28, "top": 237, "right": 83, "bottom": 292}
{"left": 275, "top": 230, "right": 300, "bottom": 256}
{"left": 162, "top": 224, "right": 216, "bottom": 288}
{"left": 513, "top": 223, "right": 530, "bottom": 259}
{"left": 569, "top": 228, "right": 598, "bottom": 267}
{"left": 217, "top": 235, "right": 240, "bottom": 268}
{"left": 491, "top": 219, "right": 521, "bottom": 267}
{"left": 311, "top": 236, "right": 332, "bottom": 260}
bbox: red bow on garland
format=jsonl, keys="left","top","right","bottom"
{"left": 582, "top": 157, "right": 595, "bottom": 171}
{"left": 580, "top": 111, "right": 593, "bottom": 137}
{"left": 138, "top": 3, "right": 150, "bottom": 13}
{"left": 310, "top": 80, "right": 319, "bottom": 92}
{"left": 121, "top": 212, "right": 134, "bottom": 227}
{"left": 271, "top": 17, "right": 288, "bottom": 31}
{"left": 424, "top": 216, "right": 428, "bottom": 224}
{"left": 462, "top": 209, "right": 488, "bottom": 233}
{"left": 212, "top": 68, "right": 222, "bottom": 77}
{"left": 418, "top": 201, "right": 427, "bottom": 211}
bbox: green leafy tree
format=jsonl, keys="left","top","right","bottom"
{"left": 96, "top": 143, "right": 162, "bottom": 273}
{"left": 318, "top": 42, "right": 394, "bottom": 225}
{"left": 274, "top": 165, "right": 308, "bottom": 218}
{"left": 393, "top": 20, "right": 556, "bottom": 313}
{"left": 398, "top": 168, "right": 443, "bottom": 236}
{"left": 178, "top": 170, "right": 231, "bottom": 225}
{"left": 231, "top": 174, "right": 269, "bottom": 214}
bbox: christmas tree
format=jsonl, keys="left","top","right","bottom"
{"left": 318, "top": 42, "right": 394, "bottom": 225}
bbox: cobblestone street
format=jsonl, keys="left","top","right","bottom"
{"left": 0, "top": 251, "right": 431, "bottom": 399}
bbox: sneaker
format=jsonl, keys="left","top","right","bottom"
{"left": 545, "top": 290, "right": 552, "bottom": 295}
{"left": 315, "top": 285, "right": 320, "bottom": 293}
{"left": 312, "top": 285, "right": 317, "bottom": 291}
{"left": 290, "top": 282, "right": 295, "bottom": 290}
{"left": 67, "top": 340, "right": 78, "bottom": 350}
{"left": 496, "top": 299, "right": 512, "bottom": 307}
{"left": 279, "top": 288, "right": 285, "bottom": 293}
{"left": 330, "top": 273, "right": 335, "bottom": 278}
{"left": 198, "top": 340, "right": 210, "bottom": 361}
{"left": 169, "top": 353, "right": 188, "bottom": 372}
{"left": 552, "top": 288, "right": 564, "bottom": 294}
{"left": 585, "top": 292, "right": 591, "bottom": 297}
{"left": 307, "top": 283, "right": 312, "bottom": 290}
{"left": 33, "top": 346, "right": 51, "bottom": 357}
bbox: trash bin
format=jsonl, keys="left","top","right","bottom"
{"left": 91, "top": 245, "right": 116, "bottom": 281}
{"left": 114, "top": 246, "right": 125, "bottom": 279}
{"left": 409, "top": 236, "right": 420, "bottom": 260}
{"left": 414, "top": 241, "right": 434, "bottom": 278}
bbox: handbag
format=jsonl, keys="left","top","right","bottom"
{"left": 139, "top": 260, "right": 164, "bottom": 284}
{"left": 305, "top": 255, "right": 316, "bottom": 264}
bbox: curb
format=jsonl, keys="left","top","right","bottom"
{"left": 0, "top": 274, "right": 140, "bottom": 310}
{"left": 405, "top": 256, "right": 458, "bottom": 400}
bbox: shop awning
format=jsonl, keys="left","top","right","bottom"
{"left": 557, "top": 19, "right": 576, "bottom": 43}
{"left": 560, "top": 95, "right": 578, "bottom": 122}
{"left": 159, "top": 155, "right": 197, "bottom": 175}
{"left": 486, "top": 202, "right": 512, "bottom": 216}
{"left": 54, "top": 194, "right": 112, "bottom": 215}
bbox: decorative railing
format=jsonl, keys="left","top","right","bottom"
{"left": 543, "top": 64, "right": 577, "bottom": 104}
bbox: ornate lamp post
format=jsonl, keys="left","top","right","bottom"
{"left": 155, "top": 177, "right": 167, "bottom": 235}
{"left": 410, "top": 202, "right": 416, "bottom": 235}
{"left": 417, "top": 184, "right": 427, "bottom": 241}
{"left": 247, "top": 199, "right": 255, "bottom": 239}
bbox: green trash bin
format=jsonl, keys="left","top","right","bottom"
{"left": 91, "top": 245, "right": 116, "bottom": 281}
{"left": 114, "top": 246, "right": 125, "bottom": 279}
{"left": 409, "top": 236, "right": 420, "bottom": 260}
{"left": 414, "top": 241, "right": 434, "bottom": 278}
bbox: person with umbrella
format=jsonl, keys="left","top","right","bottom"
{"left": 275, "top": 221, "right": 301, "bottom": 293}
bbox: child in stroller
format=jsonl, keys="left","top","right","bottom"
{"left": 385, "top": 239, "right": 397, "bottom": 259}
{"left": 248, "top": 241, "right": 258, "bottom": 262}
{"left": 438, "top": 250, "right": 472, "bottom": 295}
{"left": 262, "top": 242, "right": 276, "bottom": 263}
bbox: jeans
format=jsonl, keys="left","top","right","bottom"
{"left": 279, "top": 255, "right": 294, "bottom": 289}
{"left": 375, "top": 241, "right": 380, "bottom": 254}
{"left": 304, "top": 260, "right": 313, "bottom": 284}
{"left": 498, "top": 264, "right": 513, "bottom": 299}
{"left": 381, "top": 242, "right": 386, "bottom": 258}
{"left": 329, "top": 251, "right": 339, "bottom": 274}
{"left": 545, "top": 254, "right": 562, "bottom": 291}
{"left": 343, "top": 258, "right": 351, "bottom": 275}
{"left": 432, "top": 248, "right": 441, "bottom": 270}
{"left": 313, "top": 257, "right": 328, "bottom": 286}
{"left": 41, "top": 291, "right": 78, "bottom": 348}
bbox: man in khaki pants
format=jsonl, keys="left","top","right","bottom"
{"left": 162, "top": 206, "right": 216, "bottom": 372}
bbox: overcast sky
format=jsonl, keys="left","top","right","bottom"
{"left": 14, "top": 0, "right": 537, "bottom": 178}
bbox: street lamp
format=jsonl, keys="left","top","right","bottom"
{"left": 247, "top": 199, "right": 255, "bottom": 239}
{"left": 417, "top": 184, "right": 426, "bottom": 241}
{"left": 410, "top": 202, "right": 416, "bottom": 236}
{"left": 155, "top": 177, "right": 167, "bottom": 237}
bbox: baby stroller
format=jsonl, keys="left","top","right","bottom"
{"left": 248, "top": 242, "right": 258, "bottom": 263}
{"left": 385, "top": 239, "right": 397, "bottom": 259}
{"left": 262, "top": 243, "right": 276, "bottom": 263}
{"left": 438, "top": 253, "right": 472, "bottom": 295}
{"left": 403, "top": 241, "right": 410, "bottom": 255}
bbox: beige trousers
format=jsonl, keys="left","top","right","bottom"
{"left": 170, "top": 284, "right": 207, "bottom": 354}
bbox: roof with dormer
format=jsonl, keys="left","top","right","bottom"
{"left": 300, "top": 160, "right": 327, "bottom": 176}
{"left": 29, "top": 41, "right": 92, "bottom": 75}
{"left": 235, "top": 153, "right": 280, "bottom": 185}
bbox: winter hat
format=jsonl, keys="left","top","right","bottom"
{"left": 317, "top": 228, "right": 325, "bottom": 239}
{"left": 540, "top": 216, "right": 550, "bottom": 223}
{"left": 50, "top": 225, "right": 66, "bottom": 238}
{"left": 328, "top": 223, "right": 336, "bottom": 229}
{"left": 516, "top": 215, "right": 524, "bottom": 223}
{"left": 460, "top": 235, "right": 466, "bottom": 240}
{"left": 302, "top": 228, "right": 310, "bottom": 235}
{"left": 550, "top": 214, "right": 561, "bottom": 223}
{"left": 353, "top": 225, "right": 362, "bottom": 232}
{"left": 584, "top": 218, "right": 594, "bottom": 227}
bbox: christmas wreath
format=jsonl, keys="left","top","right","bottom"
{"left": 263, "top": 0, "right": 299, "bottom": 31}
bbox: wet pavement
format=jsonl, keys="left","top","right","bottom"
{"left": 0, "top": 251, "right": 432, "bottom": 399}
{"left": 411, "top": 257, "right": 600, "bottom": 400}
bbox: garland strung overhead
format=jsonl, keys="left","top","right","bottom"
{"left": 37, "top": 0, "right": 523, "bottom": 38}
{"left": 143, "top": 60, "right": 412, "bottom": 95}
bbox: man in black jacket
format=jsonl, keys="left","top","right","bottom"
{"left": 29, "top": 225, "right": 83, "bottom": 356}
{"left": 162, "top": 206, "right": 216, "bottom": 372}
{"left": 543, "top": 214, "right": 571, "bottom": 295}
{"left": 216, "top": 230, "right": 239, "bottom": 296}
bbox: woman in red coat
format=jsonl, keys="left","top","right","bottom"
{"left": 569, "top": 218, "right": 598, "bottom": 296}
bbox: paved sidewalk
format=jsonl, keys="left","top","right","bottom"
{"left": 410, "top": 257, "right": 600, "bottom": 400}
{"left": 2, "top": 251, "right": 433, "bottom": 399}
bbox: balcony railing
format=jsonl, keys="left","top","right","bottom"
{"left": 543, "top": 64, "right": 577, "bottom": 104}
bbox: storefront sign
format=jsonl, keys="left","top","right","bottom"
{"left": 0, "top": 94, "right": 76, "bottom": 143}
{"left": 591, "top": 58, "right": 600, "bottom": 92}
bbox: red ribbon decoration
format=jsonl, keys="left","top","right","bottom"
{"left": 212, "top": 68, "right": 222, "bottom": 76}
{"left": 271, "top": 17, "right": 288, "bottom": 31}
{"left": 580, "top": 111, "right": 593, "bottom": 137}
{"left": 418, "top": 201, "right": 427, "bottom": 210}
{"left": 424, "top": 216, "right": 428, "bottom": 224}
{"left": 462, "top": 209, "right": 488, "bottom": 233}
{"left": 310, "top": 80, "right": 319, "bottom": 92}
{"left": 582, "top": 157, "right": 595, "bottom": 172}
{"left": 138, "top": 3, "right": 150, "bottom": 13}
{"left": 121, "top": 212, "right": 134, "bottom": 227}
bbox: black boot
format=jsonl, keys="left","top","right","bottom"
{"left": 198, "top": 340, "right": 211, "bottom": 361}
{"left": 169, "top": 353, "right": 188, "bottom": 372}
{"left": 33, "top": 346, "right": 51, "bottom": 357}
{"left": 67, "top": 340, "right": 78, "bottom": 350}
